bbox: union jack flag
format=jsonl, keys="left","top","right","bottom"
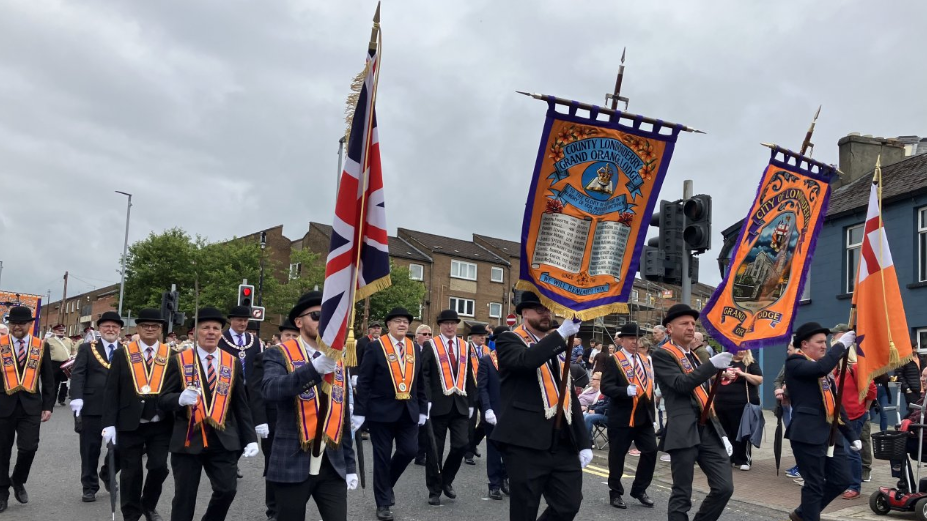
{"left": 318, "top": 41, "right": 391, "bottom": 360}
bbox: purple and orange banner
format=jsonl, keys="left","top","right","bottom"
{"left": 701, "top": 147, "right": 838, "bottom": 351}
{"left": 517, "top": 101, "right": 681, "bottom": 319}
{"left": 1, "top": 291, "right": 43, "bottom": 336}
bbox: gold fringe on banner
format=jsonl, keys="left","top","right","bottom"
{"left": 344, "top": 66, "right": 369, "bottom": 144}
{"left": 514, "top": 280, "right": 629, "bottom": 321}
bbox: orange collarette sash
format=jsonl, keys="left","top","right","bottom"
{"left": 612, "top": 350, "right": 653, "bottom": 427}
{"left": 177, "top": 349, "right": 235, "bottom": 431}
{"left": 125, "top": 341, "right": 169, "bottom": 395}
{"left": 378, "top": 337, "right": 415, "bottom": 400}
{"left": 469, "top": 343, "right": 489, "bottom": 382}
{"left": 808, "top": 353, "right": 842, "bottom": 425}
{"left": 489, "top": 350, "right": 499, "bottom": 371}
{"left": 277, "top": 338, "right": 347, "bottom": 449}
{"left": 661, "top": 343, "right": 712, "bottom": 415}
{"left": 431, "top": 336, "right": 468, "bottom": 396}
{"left": 511, "top": 325, "right": 571, "bottom": 424}
{"left": 0, "top": 335, "right": 44, "bottom": 394}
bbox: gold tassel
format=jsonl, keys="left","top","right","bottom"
{"left": 888, "top": 340, "right": 900, "bottom": 365}
{"left": 344, "top": 327, "right": 358, "bottom": 368}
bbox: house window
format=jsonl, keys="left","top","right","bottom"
{"left": 845, "top": 224, "right": 864, "bottom": 293}
{"left": 409, "top": 263, "right": 424, "bottom": 281}
{"left": 800, "top": 272, "right": 811, "bottom": 302}
{"left": 919, "top": 208, "right": 927, "bottom": 282}
{"left": 449, "top": 297, "right": 475, "bottom": 317}
{"left": 917, "top": 328, "right": 927, "bottom": 353}
{"left": 451, "top": 260, "right": 477, "bottom": 281}
{"left": 489, "top": 302, "right": 502, "bottom": 318}
{"left": 288, "top": 263, "right": 301, "bottom": 280}
{"left": 490, "top": 266, "right": 504, "bottom": 283}
{"left": 631, "top": 289, "right": 639, "bottom": 302}
{"left": 695, "top": 298, "right": 703, "bottom": 310}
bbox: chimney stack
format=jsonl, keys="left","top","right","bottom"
{"left": 836, "top": 133, "right": 906, "bottom": 189}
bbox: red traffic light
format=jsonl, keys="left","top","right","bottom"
{"left": 242, "top": 288, "right": 252, "bottom": 296}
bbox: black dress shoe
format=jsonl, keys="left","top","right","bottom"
{"left": 414, "top": 457, "right": 426, "bottom": 466}
{"left": 464, "top": 457, "right": 476, "bottom": 465}
{"left": 236, "top": 467, "right": 243, "bottom": 479}
{"left": 631, "top": 491, "right": 654, "bottom": 507}
{"left": 12, "top": 484, "right": 27, "bottom": 504}
{"left": 501, "top": 478, "right": 510, "bottom": 495}
{"left": 82, "top": 491, "right": 96, "bottom": 502}
{"left": 0, "top": 498, "right": 6, "bottom": 512}
{"left": 144, "top": 508, "right": 164, "bottom": 521}
{"left": 488, "top": 488, "right": 503, "bottom": 500}
{"left": 610, "top": 495, "right": 627, "bottom": 509}
{"left": 428, "top": 494, "right": 441, "bottom": 506}
{"left": 101, "top": 476, "right": 111, "bottom": 493}
{"left": 443, "top": 484, "right": 456, "bottom": 499}
{"left": 376, "top": 506, "right": 394, "bottom": 520}
{"left": 789, "top": 511, "right": 803, "bottom": 521}
{"left": 474, "top": 447, "right": 481, "bottom": 457}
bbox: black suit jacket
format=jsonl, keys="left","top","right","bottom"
{"left": 355, "top": 335, "right": 374, "bottom": 373}
{"left": 218, "top": 330, "right": 260, "bottom": 384}
{"left": 158, "top": 350, "right": 256, "bottom": 454}
{"left": 0, "top": 336, "right": 55, "bottom": 417}
{"left": 652, "top": 345, "right": 725, "bottom": 451}
{"left": 355, "top": 337, "right": 426, "bottom": 423}
{"left": 477, "top": 355, "right": 501, "bottom": 416}
{"left": 102, "top": 345, "right": 173, "bottom": 431}
{"left": 600, "top": 353, "right": 655, "bottom": 428}
{"left": 421, "top": 337, "right": 476, "bottom": 417}
{"left": 70, "top": 341, "right": 117, "bottom": 416}
{"left": 247, "top": 350, "right": 275, "bottom": 430}
{"left": 784, "top": 344, "right": 854, "bottom": 446}
{"left": 489, "top": 330, "right": 590, "bottom": 452}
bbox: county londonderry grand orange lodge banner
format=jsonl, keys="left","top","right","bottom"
{"left": 701, "top": 147, "right": 838, "bottom": 352}
{"left": 518, "top": 101, "right": 681, "bottom": 319}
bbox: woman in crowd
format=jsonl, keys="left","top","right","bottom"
{"left": 714, "top": 349, "right": 763, "bottom": 470}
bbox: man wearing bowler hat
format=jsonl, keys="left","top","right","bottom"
{"left": 600, "top": 322, "right": 657, "bottom": 509}
{"left": 355, "top": 321, "right": 383, "bottom": 371}
{"left": 420, "top": 309, "right": 477, "bottom": 505}
{"left": 478, "top": 326, "right": 510, "bottom": 500}
{"left": 354, "top": 307, "right": 426, "bottom": 520}
{"left": 785, "top": 322, "right": 859, "bottom": 521}
{"left": 0, "top": 306, "right": 55, "bottom": 513}
{"left": 45, "top": 323, "right": 74, "bottom": 406}
{"left": 70, "top": 310, "right": 124, "bottom": 502}
{"left": 652, "top": 303, "right": 735, "bottom": 521}
{"left": 491, "top": 291, "right": 591, "bottom": 520}
{"left": 465, "top": 323, "right": 490, "bottom": 465}
{"left": 102, "top": 308, "right": 173, "bottom": 521}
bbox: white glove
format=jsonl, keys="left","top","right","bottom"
{"left": 557, "top": 318, "right": 582, "bottom": 340}
{"left": 427, "top": 402, "right": 432, "bottom": 419}
{"left": 626, "top": 385, "right": 638, "bottom": 397}
{"left": 418, "top": 414, "right": 427, "bottom": 426}
{"left": 178, "top": 388, "right": 199, "bottom": 406}
{"left": 850, "top": 440, "right": 862, "bottom": 452}
{"left": 255, "top": 423, "right": 269, "bottom": 439}
{"left": 485, "top": 409, "right": 497, "bottom": 425}
{"left": 469, "top": 407, "right": 475, "bottom": 419}
{"left": 351, "top": 375, "right": 358, "bottom": 388}
{"left": 579, "top": 448, "right": 593, "bottom": 468}
{"left": 70, "top": 398, "right": 84, "bottom": 417}
{"left": 653, "top": 422, "right": 659, "bottom": 431}
{"left": 709, "top": 352, "right": 733, "bottom": 370}
{"left": 101, "top": 426, "right": 116, "bottom": 446}
{"left": 346, "top": 473, "right": 358, "bottom": 490}
{"left": 352, "top": 415, "right": 365, "bottom": 432}
{"left": 311, "top": 353, "right": 337, "bottom": 375}
{"left": 243, "top": 442, "right": 259, "bottom": 457}
{"left": 721, "top": 436, "right": 733, "bottom": 456}
{"left": 838, "top": 331, "right": 857, "bottom": 348}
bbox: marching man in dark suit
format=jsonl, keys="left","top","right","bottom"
{"left": 421, "top": 309, "right": 477, "bottom": 506}
{"left": 354, "top": 307, "right": 427, "bottom": 520}
{"left": 0, "top": 306, "right": 54, "bottom": 513}
{"left": 600, "top": 322, "right": 657, "bottom": 509}
{"left": 465, "top": 324, "right": 490, "bottom": 466}
{"left": 478, "top": 326, "right": 509, "bottom": 501}
{"left": 101, "top": 308, "right": 173, "bottom": 521}
{"left": 261, "top": 291, "right": 357, "bottom": 521}
{"left": 652, "top": 304, "right": 734, "bottom": 521}
{"left": 491, "top": 292, "right": 591, "bottom": 521}
{"left": 70, "top": 310, "right": 123, "bottom": 502}
{"left": 785, "top": 322, "right": 859, "bottom": 521}
{"left": 159, "top": 307, "right": 258, "bottom": 521}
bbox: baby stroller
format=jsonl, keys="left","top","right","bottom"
{"left": 869, "top": 403, "right": 927, "bottom": 519}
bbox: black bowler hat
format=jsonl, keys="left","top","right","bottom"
{"left": 488, "top": 326, "right": 510, "bottom": 340}
{"left": 792, "top": 322, "right": 831, "bottom": 347}
{"left": 662, "top": 304, "right": 700, "bottom": 327}
{"left": 228, "top": 305, "right": 251, "bottom": 319}
{"left": 135, "top": 308, "right": 165, "bottom": 325}
{"left": 98, "top": 311, "right": 125, "bottom": 327}
{"left": 384, "top": 307, "right": 414, "bottom": 323}
{"left": 196, "top": 307, "right": 227, "bottom": 327}
{"left": 288, "top": 291, "right": 323, "bottom": 325}
{"left": 247, "top": 321, "right": 260, "bottom": 331}
{"left": 7, "top": 306, "right": 35, "bottom": 324}
{"left": 435, "top": 309, "right": 461, "bottom": 324}
{"left": 516, "top": 292, "right": 545, "bottom": 315}
{"left": 469, "top": 324, "right": 489, "bottom": 336}
{"left": 617, "top": 322, "right": 643, "bottom": 338}
{"left": 278, "top": 319, "right": 298, "bottom": 332}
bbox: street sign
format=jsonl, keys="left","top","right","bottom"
{"left": 251, "top": 306, "right": 265, "bottom": 321}
{"left": 505, "top": 314, "right": 517, "bottom": 326}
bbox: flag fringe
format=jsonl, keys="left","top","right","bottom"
{"left": 355, "top": 275, "right": 391, "bottom": 302}
{"left": 344, "top": 66, "right": 370, "bottom": 144}
{"left": 858, "top": 351, "right": 914, "bottom": 403}
{"left": 514, "top": 280, "right": 628, "bottom": 321}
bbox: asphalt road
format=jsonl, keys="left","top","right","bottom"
{"left": 5, "top": 405, "right": 790, "bottom": 520}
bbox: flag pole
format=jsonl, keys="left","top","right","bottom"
{"left": 873, "top": 157, "right": 899, "bottom": 364}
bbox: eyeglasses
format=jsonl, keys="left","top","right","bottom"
{"left": 419, "top": 332, "right": 432, "bottom": 336}
{"left": 299, "top": 311, "right": 322, "bottom": 321}
{"left": 138, "top": 324, "right": 161, "bottom": 330}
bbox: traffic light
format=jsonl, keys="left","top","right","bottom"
{"left": 683, "top": 194, "right": 712, "bottom": 254}
{"left": 641, "top": 237, "right": 665, "bottom": 281}
{"left": 642, "top": 200, "right": 685, "bottom": 285}
{"left": 160, "top": 290, "right": 179, "bottom": 322}
{"left": 238, "top": 284, "right": 254, "bottom": 307}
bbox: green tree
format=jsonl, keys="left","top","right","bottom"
{"left": 262, "top": 248, "right": 325, "bottom": 319}
{"left": 353, "top": 263, "right": 426, "bottom": 330}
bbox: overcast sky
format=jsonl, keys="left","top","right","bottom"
{"left": 2, "top": 0, "right": 926, "bottom": 302}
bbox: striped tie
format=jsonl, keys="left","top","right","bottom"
{"left": 635, "top": 355, "right": 648, "bottom": 388}
{"left": 17, "top": 340, "right": 26, "bottom": 367}
{"left": 205, "top": 354, "right": 217, "bottom": 393}
{"left": 145, "top": 347, "right": 153, "bottom": 368}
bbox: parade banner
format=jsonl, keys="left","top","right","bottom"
{"left": 0, "top": 291, "right": 43, "bottom": 336}
{"left": 701, "top": 148, "right": 838, "bottom": 352}
{"left": 518, "top": 101, "right": 682, "bottom": 319}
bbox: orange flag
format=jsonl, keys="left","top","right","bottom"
{"left": 851, "top": 158, "right": 915, "bottom": 402}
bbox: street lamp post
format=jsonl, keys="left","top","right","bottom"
{"left": 116, "top": 191, "right": 132, "bottom": 317}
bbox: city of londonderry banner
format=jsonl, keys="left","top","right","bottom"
{"left": 518, "top": 102, "right": 682, "bottom": 319}
{"left": 701, "top": 148, "right": 838, "bottom": 352}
